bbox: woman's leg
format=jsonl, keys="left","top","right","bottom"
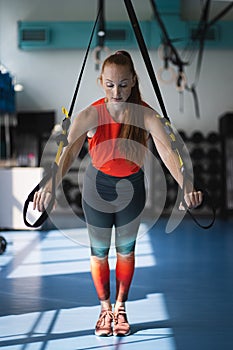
{"left": 84, "top": 223, "right": 114, "bottom": 336}
{"left": 90, "top": 255, "right": 111, "bottom": 302}
{"left": 113, "top": 170, "right": 146, "bottom": 336}
{"left": 114, "top": 169, "right": 145, "bottom": 304}
{"left": 91, "top": 254, "right": 113, "bottom": 336}
{"left": 82, "top": 164, "right": 114, "bottom": 306}
{"left": 82, "top": 165, "right": 116, "bottom": 336}
{"left": 113, "top": 245, "right": 136, "bottom": 336}
{"left": 115, "top": 250, "right": 135, "bottom": 304}
{"left": 87, "top": 225, "right": 112, "bottom": 304}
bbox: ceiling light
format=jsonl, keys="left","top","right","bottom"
{"left": 98, "top": 30, "right": 105, "bottom": 37}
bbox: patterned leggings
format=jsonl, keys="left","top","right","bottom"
{"left": 82, "top": 163, "right": 146, "bottom": 301}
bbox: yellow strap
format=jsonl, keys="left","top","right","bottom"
{"left": 62, "top": 107, "right": 69, "bottom": 118}
{"left": 55, "top": 107, "right": 70, "bottom": 165}
{"left": 156, "top": 114, "right": 184, "bottom": 169}
{"left": 176, "top": 149, "right": 184, "bottom": 168}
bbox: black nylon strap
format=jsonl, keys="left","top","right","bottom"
{"left": 207, "top": 2, "right": 233, "bottom": 28}
{"left": 193, "top": 0, "right": 211, "bottom": 87}
{"left": 187, "top": 200, "right": 216, "bottom": 230}
{"left": 23, "top": 8, "right": 101, "bottom": 228}
{"left": 68, "top": 6, "right": 102, "bottom": 117}
{"left": 149, "top": 0, "right": 186, "bottom": 70}
{"left": 124, "top": 0, "right": 215, "bottom": 229}
{"left": 124, "top": 0, "right": 169, "bottom": 121}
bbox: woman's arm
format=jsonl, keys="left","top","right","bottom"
{"left": 57, "top": 106, "right": 97, "bottom": 182}
{"left": 145, "top": 111, "right": 203, "bottom": 209}
{"left": 33, "top": 105, "right": 98, "bottom": 212}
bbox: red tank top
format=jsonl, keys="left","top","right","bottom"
{"left": 88, "top": 98, "right": 140, "bottom": 177}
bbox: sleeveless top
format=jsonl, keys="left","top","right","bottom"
{"left": 88, "top": 98, "right": 141, "bottom": 177}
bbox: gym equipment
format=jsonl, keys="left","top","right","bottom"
{"left": 207, "top": 132, "right": 219, "bottom": 145}
{"left": 23, "top": 6, "right": 101, "bottom": 228}
{"left": 190, "top": 131, "right": 205, "bottom": 144}
{"left": 207, "top": 148, "right": 221, "bottom": 160}
{"left": 23, "top": 0, "right": 215, "bottom": 230}
{"left": 219, "top": 113, "right": 233, "bottom": 217}
{"left": 0, "top": 236, "right": 7, "bottom": 255}
{"left": 191, "top": 147, "right": 206, "bottom": 161}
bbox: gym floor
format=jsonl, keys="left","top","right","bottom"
{"left": 0, "top": 217, "right": 233, "bottom": 350}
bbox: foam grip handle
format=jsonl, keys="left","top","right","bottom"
{"left": 23, "top": 164, "right": 57, "bottom": 228}
{"left": 181, "top": 190, "right": 216, "bottom": 229}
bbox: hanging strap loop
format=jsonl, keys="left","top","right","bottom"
{"left": 23, "top": 7, "right": 101, "bottom": 228}
{"left": 23, "top": 163, "right": 58, "bottom": 228}
{"left": 123, "top": 0, "right": 215, "bottom": 229}
{"left": 180, "top": 170, "right": 216, "bottom": 230}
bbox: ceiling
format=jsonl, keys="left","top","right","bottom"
{"left": 75, "top": 0, "right": 233, "bottom": 22}
{"left": 181, "top": 0, "right": 233, "bottom": 21}
{"left": 46, "top": 0, "right": 233, "bottom": 22}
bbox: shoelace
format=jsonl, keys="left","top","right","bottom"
{"left": 97, "top": 310, "right": 114, "bottom": 327}
{"left": 114, "top": 309, "right": 127, "bottom": 325}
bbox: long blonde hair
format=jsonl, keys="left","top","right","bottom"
{"left": 100, "top": 50, "right": 148, "bottom": 165}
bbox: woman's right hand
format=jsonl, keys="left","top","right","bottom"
{"left": 33, "top": 190, "right": 52, "bottom": 212}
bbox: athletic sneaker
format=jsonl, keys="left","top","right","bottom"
{"left": 95, "top": 309, "right": 114, "bottom": 337}
{"left": 113, "top": 307, "right": 131, "bottom": 336}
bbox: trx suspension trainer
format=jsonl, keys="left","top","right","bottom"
{"left": 23, "top": 7, "right": 101, "bottom": 228}
{"left": 23, "top": 0, "right": 215, "bottom": 229}
{"left": 124, "top": 0, "right": 215, "bottom": 229}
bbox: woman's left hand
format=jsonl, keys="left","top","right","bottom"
{"left": 179, "top": 190, "right": 203, "bottom": 210}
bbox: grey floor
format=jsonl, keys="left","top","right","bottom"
{"left": 0, "top": 217, "right": 233, "bottom": 350}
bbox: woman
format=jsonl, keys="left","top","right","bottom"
{"left": 33, "top": 50, "right": 202, "bottom": 337}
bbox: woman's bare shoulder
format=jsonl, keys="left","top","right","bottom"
{"left": 78, "top": 105, "right": 98, "bottom": 119}
{"left": 66, "top": 105, "right": 99, "bottom": 141}
{"left": 144, "top": 107, "right": 162, "bottom": 132}
{"left": 73, "top": 105, "right": 98, "bottom": 128}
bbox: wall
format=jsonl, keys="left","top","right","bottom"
{"left": 0, "top": 0, "right": 233, "bottom": 133}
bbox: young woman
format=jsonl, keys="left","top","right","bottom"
{"left": 33, "top": 50, "right": 202, "bottom": 337}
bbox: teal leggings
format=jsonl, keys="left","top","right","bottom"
{"left": 82, "top": 163, "right": 146, "bottom": 257}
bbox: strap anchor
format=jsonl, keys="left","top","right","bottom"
{"left": 55, "top": 107, "right": 71, "bottom": 147}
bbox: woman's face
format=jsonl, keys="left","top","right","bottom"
{"left": 101, "top": 63, "right": 136, "bottom": 103}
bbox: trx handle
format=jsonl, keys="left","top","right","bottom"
{"left": 23, "top": 164, "right": 57, "bottom": 228}
{"left": 124, "top": 0, "right": 215, "bottom": 229}
{"left": 181, "top": 189, "right": 216, "bottom": 230}
{"left": 187, "top": 195, "right": 216, "bottom": 230}
{"left": 180, "top": 169, "right": 216, "bottom": 229}
{"left": 23, "top": 107, "right": 71, "bottom": 228}
{"left": 23, "top": 7, "right": 101, "bottom": 228}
